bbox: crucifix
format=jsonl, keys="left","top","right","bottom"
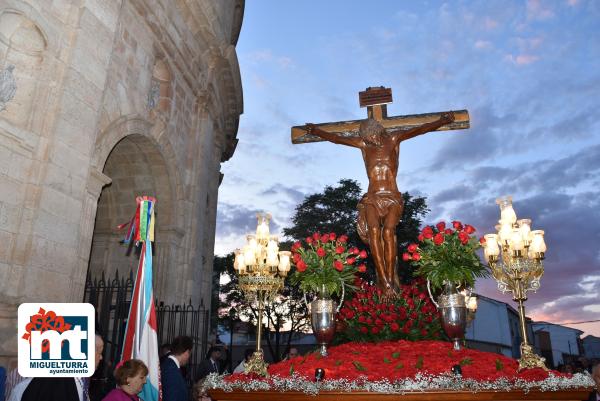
{"left": 291, "top": 86, "right": 470, "bottom": 296}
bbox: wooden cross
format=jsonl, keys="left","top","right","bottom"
{"left": 291, "top": 86, "right": 469, "bottom": 144}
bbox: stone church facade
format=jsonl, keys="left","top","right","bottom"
{"left": 0, "top": 0, "right": 244, "bottom": 366}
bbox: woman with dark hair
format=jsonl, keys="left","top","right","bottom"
{"left": 102, "top": 359, "right": 148, "bottom": 401}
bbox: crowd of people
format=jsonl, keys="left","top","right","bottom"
{"left": 0, "top": 333, "right": 301, "bottom": 401}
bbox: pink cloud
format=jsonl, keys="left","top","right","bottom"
{"left": 474, "top": 40, "right": 492, "bottom": 50}
{"left": 527, "top": 0, "right": 555, "bottom": 20}
{"left": 505, "top": 54, "right": 540, "bottom": 65}
{"left": 483, "top": 17, "right": 499, "bottom": 30}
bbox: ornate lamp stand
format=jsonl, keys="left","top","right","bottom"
{"left": 483, "top": 196, "right": 547, "bottom": 371}
{"left": 233, "top": 213, "right": 291, "bottom": 376}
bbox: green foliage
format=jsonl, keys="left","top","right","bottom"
{"left": 409, "top": 222, "right": 489, "bottom": 291}
{"left": 288, "top": 234, "right": 365, "bottom": 298}
{"left": 352, "top": 361, "right": 367, "bottom": 371}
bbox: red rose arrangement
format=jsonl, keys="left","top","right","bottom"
{"left": 289, "top": 232, "right": 366, "bottom": 297}
{"left": 406, "top": 220, "right": 489, "bottom": 291}
{"left": 336, "top": 278, "right": 442, "bottom": 342}
{"left": 225, "top": 339, "right": 563, "bottom": 383}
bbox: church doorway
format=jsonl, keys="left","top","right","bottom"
{"left": 87, "top": 133, "right": 175, "bottom": 301}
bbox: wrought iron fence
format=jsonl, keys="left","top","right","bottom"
{"left": 84, "top": 270, "right": 209, "bottom": 400}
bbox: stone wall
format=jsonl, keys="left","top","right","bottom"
{"left": 0, "top": 0, "right": 244, "bottom": 367}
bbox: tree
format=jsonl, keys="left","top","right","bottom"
{"left": 283, "top": 179, "right": 363, "bottom": 247}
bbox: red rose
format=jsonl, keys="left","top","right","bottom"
{"left": 479, "top": 236, "right": 486, "bottom": 245}
{"left": 313, "top": 232, "right": 321, "bottom": 240}
{"left": 464, "top": 224, "right": 476, "bottom": 234}
{"left": 329, "top": 232, "right": 337, "bottom": 240}
{"left": 436, "top": 221, "right": 446, "bottom": 231}
{"left": 390, "top": 322, "right": 400, "bottom": 332}
{"left": 347, "top": 257, "right": 356, "bottom": 265}
{"left": 334, "top": 260, "right": 344, "bottom": 271}
{"left": 359, "top": 250, "right": 368, "bottom": 259}
{"left": 424, "top": 231, "right": 434, "bottom": 240}
{"left": 292, "top": 241, "right": 301, "bottom": 250}
{"left": 375, "top": 318, "right": 383, "bottom": 326}
{"left": 422, "top": 226, "right": 433, "bottom": 236}
{"left": 444, "top": 228, "right": 453, "bottom": 235}
{"left": 418, "top": 234, "right": 424, "bottom": 242}
{"left": 402, "top": 253, "right": 411, "bottom": 261}
{"left": 421, "top": 329, "right": 428, "bottom": 337}
{"left": 371, "top": 326, "right": 379, "bottom": 334}
{"left": 358, "top": 315, "right": 366, "bottom": 323}
{"left": 418, "top": 293, "right": 427, "bottom": 300}
{"left": 433, "top": 233, "right": 445, "bottom": 245}
{"left": 357, "top": 264, "right": 367, "bottom": 273}
{"left": 352, "top": 247, "right": 360, "bottom": 255}
{"left": 412, "top": 252, "right": 421, "bottom": 261}
{"left": 317, "top": 247, "right": 326, "bottom": 257}
{"left": 360, "top": 326, "right": 368, "bottom": 334}
{"left": 335, "top": 246, "right": 344, "bottom": 254}
{"left": 458, "top": 231, "right": 469, "bottom": 245}
{"left": 338, "top": 235, "right": 348, "bottom": 243}
{"left": 452, "top": 220, "right": 463, "bottom": 230}
{"left": 321, "top": 233, "right": 330, "bottom": 243}
{"left": 306, "top": 237, "right": 313, "bottom": 244}
{"left": 293, "top": 253, "right": 301, "bottom": 263}
{"left": 407, "top": 243, "right": 418, "bottom": 253}
{"left": 296, "top": 260, "right": 307, "bottom": 272}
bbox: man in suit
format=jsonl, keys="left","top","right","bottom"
{"left": 161, "top": 336, "right": 193, "bottom": 401}
{"left": 589, "top": 362, "right": 600, "bottom": 401}
{"left": 20, "top": 333, "right": 104, "bottom": 401}
{"left": 196, "top": 347, "right": 222, "bottom": 380}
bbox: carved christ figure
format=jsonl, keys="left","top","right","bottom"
{"left": 306, "top": 111, "right": 455, "bottom": 295}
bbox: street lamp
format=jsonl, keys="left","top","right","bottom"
{"left": 233, "top": 213, "right": 291, "bottom": 376}
{"left": 483, "top": 196, "right": 547, "bottom": 370}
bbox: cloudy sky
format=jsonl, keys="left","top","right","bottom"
{"left": 215, "top": 1, "right": 600, "bottom": 336}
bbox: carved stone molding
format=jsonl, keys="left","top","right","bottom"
{"left": 0, "top": 64, "right": 16, "bottom": 111}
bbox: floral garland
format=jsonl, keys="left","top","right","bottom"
{"left": 203, "top": 340, "right": 593, "bottom": 394}
{"left": 205, "top": 372, "right": 593, "bottom": 395}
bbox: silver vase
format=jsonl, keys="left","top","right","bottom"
{"left": 429, "top": 281, "right": 467, "bottom": 351}
{"left": 310, "top": 293, "right": 336, "bottom": 357}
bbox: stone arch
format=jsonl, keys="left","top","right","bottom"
{"left": 87, "top": 116, "right": 184, "bottom": 301}
{"left": 0, "top": 9, "right": 47, "bottom": 128}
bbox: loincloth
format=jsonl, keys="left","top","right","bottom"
{"left": 357, "top": 191, "right": 404, "bottom": 244}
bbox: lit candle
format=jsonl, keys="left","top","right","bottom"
{"left": 243, "top": 244, "right": 255, "bottom": 266}
{"left": 518, "top": 219, "right": 531, "bottom": 245}
{"left": 496, "top": 196, "right": 517, "bottom": 225}
{"left": 234, "top": 251, "right": 246, "bottom": 274}
{"left": 467, "top": 296, "right": 478, "bottom": 311}
{"left": 484, "top": 234, "right": 500, "bottom": 257}
{"left": 529, "top": 230, "right": 546, "bottom": 253}
{"left": 511, "top": 228, "right": 524, "bottom": 251}
{"left": 499, "top": 222, "right": 512, "bottom": 245}
{"left": 278, "top": 251, "right": 291, "bottom": 274}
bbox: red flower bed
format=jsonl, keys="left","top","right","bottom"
{"left": 227, "top": 340, "right": 563, "bottom": 383}
{"left": 336, "top": 279, "right": 442, "bottom": 342}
